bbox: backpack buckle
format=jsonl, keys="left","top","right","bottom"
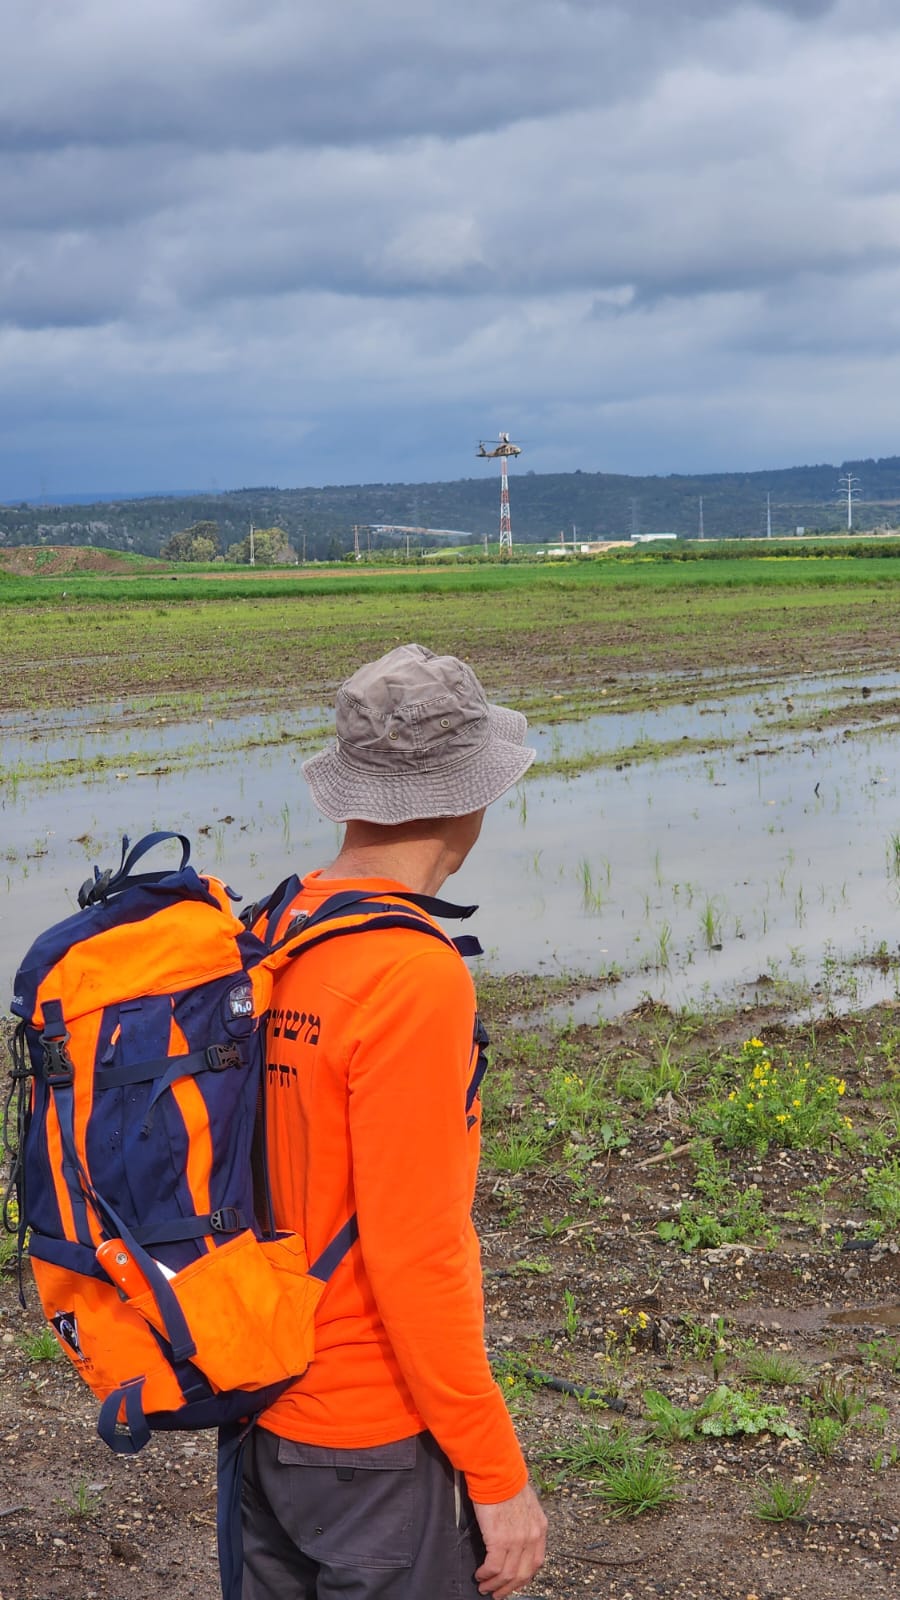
{"left": 77, "top": 867, "right": 113, "bottom": 909}
{"left": 205, "top": 1042, "right": 244, "bottom": 1072}
{"left": 210, "top": 1207, "right": 243, "bottom": 1234}
{"left": 40, "top": 1027, "right": 74, "bottom": 1084}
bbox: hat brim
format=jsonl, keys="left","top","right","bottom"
{"left": 302, "top": 703, "right": 536, "bottom": 824}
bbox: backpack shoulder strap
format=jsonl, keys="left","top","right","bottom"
{"left": 263, "top": 889, "right": 482, "bottom": 971}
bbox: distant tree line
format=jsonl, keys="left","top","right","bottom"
{"left": 3, "top": 455, "right": 900, "bottom": 558}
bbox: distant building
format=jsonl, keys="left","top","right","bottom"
{"left": 537, "top": 539, "right": 632, "bottom": 557}
{"left": 631, "top": 532, "right": 678, "bottom": 543}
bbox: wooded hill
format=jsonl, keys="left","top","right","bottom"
{"left": 2, "top": 455, "right": 899, "bottom": 558}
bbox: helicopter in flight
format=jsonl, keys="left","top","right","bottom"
{"left": 476, "top": 432, "right": 522, "bottom": 459}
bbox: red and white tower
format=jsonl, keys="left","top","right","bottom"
{"left": 476, "top": 432, "right": 521, "bottom": 556}
{"left": 499, "top": 456, "right": 512, "bottom": 552}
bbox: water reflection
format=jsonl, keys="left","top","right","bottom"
{"left": 2, "top": 670, "right": 900, "bottom": 1018}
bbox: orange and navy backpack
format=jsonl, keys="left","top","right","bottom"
{"left": 3, "top": 829, "right": 482, "bottom": 1600}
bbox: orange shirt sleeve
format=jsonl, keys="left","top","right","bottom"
{"left": 345, "top": 938, "right": 527, "bottom": 1504}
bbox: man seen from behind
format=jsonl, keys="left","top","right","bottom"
{"left": 241, "top": 642, "right": 547, "bottom": 1600}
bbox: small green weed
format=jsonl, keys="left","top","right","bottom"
{"left": 642, "top": 1390, "right": 698, "bottom": 1443}
{"left": 690, "top": 1140, "right": 732, "bottom": 1208}
{"left": 657, "top": 1185, "right": 775, "bottom": 1252}
{"left": 492, "top": 1354, "right": 538, "bottom": 1418}
{"left": 615, "top": 1035, "right": 688, "bottom": 1109}
{"left": 497, "top": 1196, "right": 524, "bottom": 1229}
{"left": 562, "top": 1289, "right": 580, "bottom": 1340}
{"left": 654, "top": 921, "right": 673, "bottom": 969}
{"left": 593, "top": 1445, "right": 679, "bottom": 1518}
{"left": 65, "top": 1478, "right": 101, "bottom": 1519}
{"left": 806, "top": 1414, "right": 844, "bottom": 1458}
{"left": 538, "top": 1213, "right": 575, "bottom": 1239}
{"left": 547, "top": 1421, "right": 635, "bottom": 1476}
{"left": 19, "top": 1326, "right": 60, "bottom": 1362}
{"left": 750, "top": 1475, "right": 813, "bottom": 1522}
{"left": 782, "top": 1176, "right": 836, "bottom": 1229}
{"left": 678, "top": 1315, "right": 729, "bottom": 1364}
{"left": 479, "top": 1065, "right": 516, "bottom": 1132}
{"left": 816, "top": 1377, "right": 866, "bottom": 1425}
{"left": 700, "top": 897, "right": 723, "bottom": 949}
{"left": 578, "top": 857, "right": 605, "bottom": 912}
{"left": 545, "top": 1062, "right": 613, "bottom": 1135}
{"left": 858, "top": 1336, "right": 900, "bottom": 1374}
{"left": 863, "top": 1156, "right": 900, "bottom": 1227}
{"left": 742, "top": 1350, "right": 808, "bottom": 1387}
{"left": 483, "top": 1125, "right": 549, "bottom": 1174}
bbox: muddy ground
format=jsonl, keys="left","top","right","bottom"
{"left": 0, "top": 995, "right": 897, "bottom": 1600}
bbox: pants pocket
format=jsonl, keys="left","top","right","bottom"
{"left": 275, "top": 1436, "right": 418, "bottom": 1570}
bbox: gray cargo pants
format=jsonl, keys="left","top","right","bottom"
{"left": 241, "top": 1426, "right": 487, "bottom": 1599}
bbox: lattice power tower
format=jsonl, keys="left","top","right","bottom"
{"left": 477, "top": 433, "right": 522, "bottom": 553}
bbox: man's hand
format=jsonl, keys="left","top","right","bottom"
{"left": 472, "top": 1480, "right": 547, "bottom": 1599}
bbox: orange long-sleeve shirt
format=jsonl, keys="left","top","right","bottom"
{"left": 258, "top": 871, "right": 527, "bottom": 1504}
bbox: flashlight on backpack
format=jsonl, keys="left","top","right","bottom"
{"left": 96, "top": 1239, "right": 175, "bottom": 1299}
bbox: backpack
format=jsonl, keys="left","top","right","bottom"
{"left": 3, "top": 829, "right": 481, "bottom": 1600}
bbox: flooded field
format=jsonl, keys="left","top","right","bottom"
{"left": 2, "top": 666, "right": 899, "bottom": 1014}
{"left": 2, "top": 565, "right": 899, "bottom": 1600}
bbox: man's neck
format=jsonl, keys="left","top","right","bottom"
{"left": 317, "top": 838, "right": 451, "bottom": 896}
{"left": 316, "top": 814, "right": 482, "bottom": 896}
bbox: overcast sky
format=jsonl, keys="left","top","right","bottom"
{"left": 2, "top": 0, "right": 900, "bottom": 498}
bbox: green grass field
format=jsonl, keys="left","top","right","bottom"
{"left": 2, "top": 549, "right": 899, "bottom": 718}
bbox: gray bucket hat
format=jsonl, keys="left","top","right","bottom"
{"left": 302, "top": 643, "right": 536, "bottom": 823}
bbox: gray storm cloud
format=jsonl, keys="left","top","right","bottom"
{"left": 1, "top": 0, "right": 898, "bottom": 493}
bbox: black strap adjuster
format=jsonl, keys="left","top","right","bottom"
{"left": 205, "top": 1042, "right": 244, "bottom": 1072}
{"left": 210, "top": 1207, "right": 244, "bottom": 1234}
{"left": 41, "top": 1028, "right": 74, "bottom": 1085}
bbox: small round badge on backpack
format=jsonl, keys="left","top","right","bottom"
{"left": 223, "top": 980, "right": 255, "bottom": 1035}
